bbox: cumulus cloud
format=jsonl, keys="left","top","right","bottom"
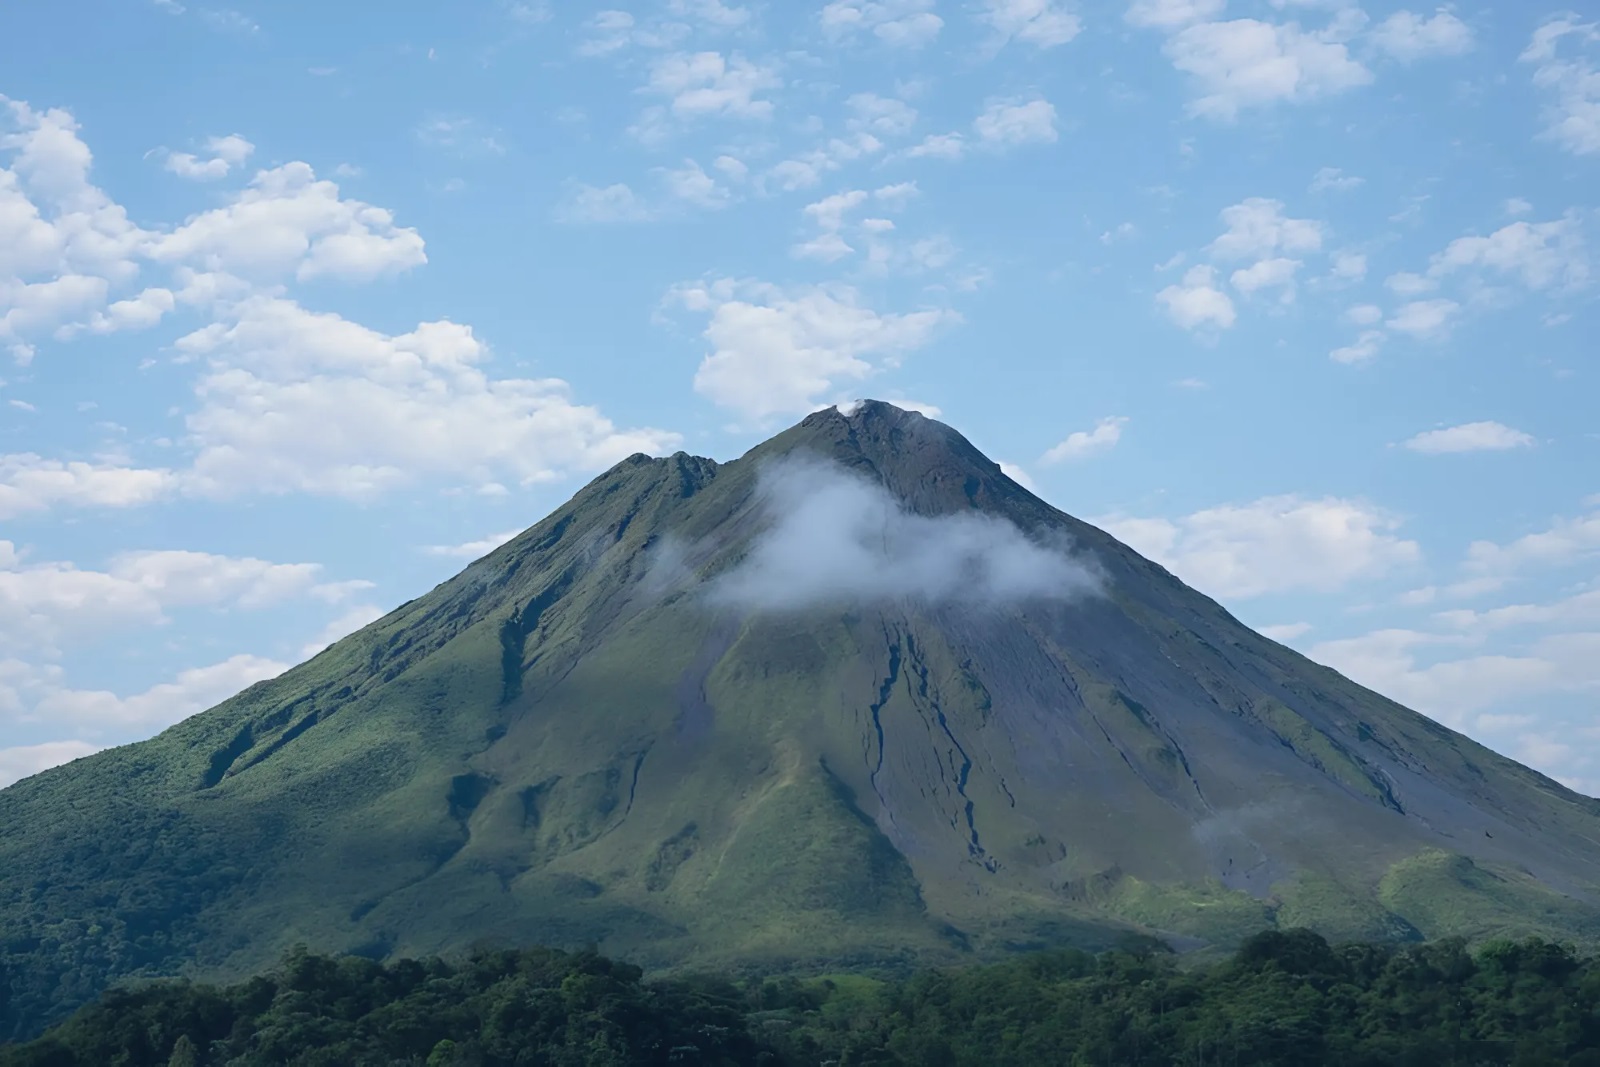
{"left": 1157, "top": 265, "right": 1236, "bottom": 330}
{"left": 299, "top": 604, "right": 386, "bottom": 659}
{"left": 1369, "top": 8, "right": 1474, "bottom": 62}
{"left": 764, "top": 132, "right": 884, "bottom": 191}
{"left": 1230, "top": 256, "right": 1301, "bottom": 300}
{"left": 669, "top": 277, "right": 958, "bottom": 420}
{"left": 173, "top": 296, "right": 681, "bottom": 497}
{"left": 0, "top": 98, "right": 150, "bottom": 354}
{"left": 1124, "top": 0, "right": 1224, "bottom": 31}
{"left": 1403, "top": 421, "right": 1535, "bottom": 454}
{"left": 0, "top": 540, "right": 364, "bottom": 654}
{"left": 556, "top": 182, "right": 655, "bottom": 224}
{"left": 846, "top": 92, "right": 919, "bottom": 137}
{"left": 978, "top": 0, "right": 1082, "bottom": 48}
{"left": 1097, "top": 495, "right": 1422, "bottom": 599}
{"left": 973, "top": 97, "right": 1059, "bottom": 145}
{"left": 702, "top": 455, "right": 1100, "bottom": 612}
{"left": 0, "top": 739, "right": 102, "bottom": 788}
{"left": 32, "top": 653, "right": 290, "bottom": 731}
{"left": 1040, "top": 416, "right": 1127, "bottom": 463}
{"left": 1462, "top": 503, "right": 1600, "bottom": 578}
{"left": 1160, "top": 17, "right": 1373, "bottom": 120}
{"left": 644, "top": 51, "right": 781, "bottom": 121}
{"left": 146, "top": 162, "right": 427, "bottom": 283}
{"left": 424, "top": 529, "right": 524, "bottom": 559}
{"left": 163, "top": 134, "right": 254, "bottom": 181}
{"left": 1329, "top": 329, "right": 1384, "bottom": 364}
{"left": 1208, "top": 198, "right": 1324, "bottom": 261}
{"left": 820, "top": 0, "right": 943, "bottom": 47}
{"left": 1258, "top": 622, "right": 1313, "bottom": 642}
{"left": 1386, "top": 297, "right": 1459, "bottom": 339}
{"left": 1425, "top": 215, "right": 1589, "bottom": 292}
{"left": 0, "top": 454, "right": 175, "bottom": 519}
{"left": 1306, "top": 627, "right": 1600, "bottom": 730}
{"left": 1518, "top": 15, "right": 1600, "bottom": 156}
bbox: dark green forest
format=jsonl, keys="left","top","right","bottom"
{"left": 2, "top": 930, "right": 1598, "bottom": 1066}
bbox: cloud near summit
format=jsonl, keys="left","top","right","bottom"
{"left": 703, "top": 455, "right": 1100, "bottom": 612}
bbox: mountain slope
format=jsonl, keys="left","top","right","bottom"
{"left": 3, "top": 400, "right": 1599, "bottom": 1040}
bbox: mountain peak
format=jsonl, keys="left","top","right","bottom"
{"left": 5, "top": 399, "right": 1600, "bottom": 1042}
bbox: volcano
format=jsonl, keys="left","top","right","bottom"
{"left": 3, "top": 400, "right": 1599, "bottom": 1039}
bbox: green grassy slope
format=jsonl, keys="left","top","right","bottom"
{"left": 2, "top": 400, "right": 1598, "bottom": 1042}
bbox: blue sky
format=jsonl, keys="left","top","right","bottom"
{"left": 1, "top": 0, "right": 1597, "bottom": 792}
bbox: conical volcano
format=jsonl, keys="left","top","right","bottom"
{"left": 4, "top": 400, "right": 1599, "bottom": 1039}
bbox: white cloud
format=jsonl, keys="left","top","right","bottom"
{"left": 979, "top": 0, "right": 1082, "bottom": 48}
{"left": 1344, "top": 302, "right": 1383, "bottom": 324}
{"left": 645, "top": 51, "right": 782, "bottom": 122}
{"left": 0, "top": 542, "right": 356, "bottom": 660}
{"left": 1329, "top": 329, "right": 1384, "bottom": 364}
{"left": 163, "top": 134, "right": 255, "bottom": 181}
{"left": 1306, "top": 627, "right": 1600, "bottom": 730}
{"left": 1518, "top": 15, "right": 1600, "bottom": 156}
{"left": 1040, "top": 416, "right": 1127, "bottom": 463}
{"left": 764, "top": 133, "right": 883, "bottom": 191}
{"left": 106, "top": 549, "right": 337, "bottom": 608}
{"left": 0, "top": 454, "right": 175, "bottom": 519}
{"left": 819, "top": 0, "right": 943, "bottom": 47}
{"left": 33, "top": 653, "right": 290, "bottom": 732}
{"left": 1328, "top": 250, "right": 1367, "bottom": 282}
{"left": 1156, "top": 264, "right": 1236, "bottom": 330}
{"left": 1506, "top": 197, "right": 1533, "bottom": 216}
{"left": 1432, "top": 588, "right": 1600, "bottom": 635}
{"left": 802, "top": 189, "right": 870, "bottom": 232}
{"left": 1230, "top": 256, "right": 1300, "bottom": 299}
{"left": 847, "top": 92, "right": 919, "bottom": 137}
{"left": 0, "top": 99, "right": 155, "bottom": 355}
{"left": 0, "top": 739, "right": 102, "bottom": 788}
{"left": 669, "top": 278, "right": 958, "bottom": 420}
{"left": 55, "top": 285, "right": 175, "bottom": 339}
{"left": 1098, "top": 495, "right": 1422, "bottom": 599}
{"left": 1309, "top": 166, "right": 1363, "bottom": 192}
{"left": 905, "top": 132, "right": 967, "bottom": 160}
{"left": 1386, "top": 297, "right": 1459, "bottom": 339}
{"left": 172, "top": 296, "right": 681, "bottom": 497}
{"left": 668, "top": 0, "right": 751, "bottom": 28}
{"left": 1125, "top": 0, "right": 1224, "bottom": 31}
{"left": 703, "top": 455, "right": 1099, "bottom": 612}
{"left": 1385, "top": 270, "right": 1437, "bottom": 295}
{"left": 300, "top": 604, "right": 386, "bottom": 659}
{"left": 657, "top": 158, "right": 734, "bottom": 209}
{"left": 556, "top": 182, "right": 654, "bottom": 223}
{"left": 1258, "top": 622, "right": 1313, "bottom": 642}
{"left": 1403, "top": 421, "right": 1535, "bottom": 454}
{"left": 1464, "top": 504, "right": 1600, "bottom": 578}
{"left": 1100, "top": 222, "right": 1137, "bottom": 244}
{"left": 1162, "top": 18, "right": 1373, "bottom": 120}
{"left": 1208, "top": 198, "right": 1324, "bottom": 260}
{"left": 576, "top": 10, "right": 649, "bottom": 56}
{"left": 1425, "top": 215, "right": 1588, "bottom": 291}
{"left": 1369, "top": 8, "right": 1474, "bottom": 62}
{"left": 791, "top": 186, "right": 923, "bottom": 263}
{"left": 973, "top": 97, "right": 1059, "bottom": 146}
{"left": 424, "top": 529, "right": 523, "bottom": 559}
{"left": 146, "top": 162, "right": 427, "bottom": 283}
{"left": 997, "top": 460, "right": 1037, "bottom": 491}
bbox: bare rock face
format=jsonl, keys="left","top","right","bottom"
{"left": 3, "top": 399, "right": 1598, "bottom": 1041}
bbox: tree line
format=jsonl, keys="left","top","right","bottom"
{"left": 2, "top": 928, "right": 1598, "bottom": 1065}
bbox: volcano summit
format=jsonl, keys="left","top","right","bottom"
{"left": 3, "top": 400, "right": 1598, "bottom": 1039}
